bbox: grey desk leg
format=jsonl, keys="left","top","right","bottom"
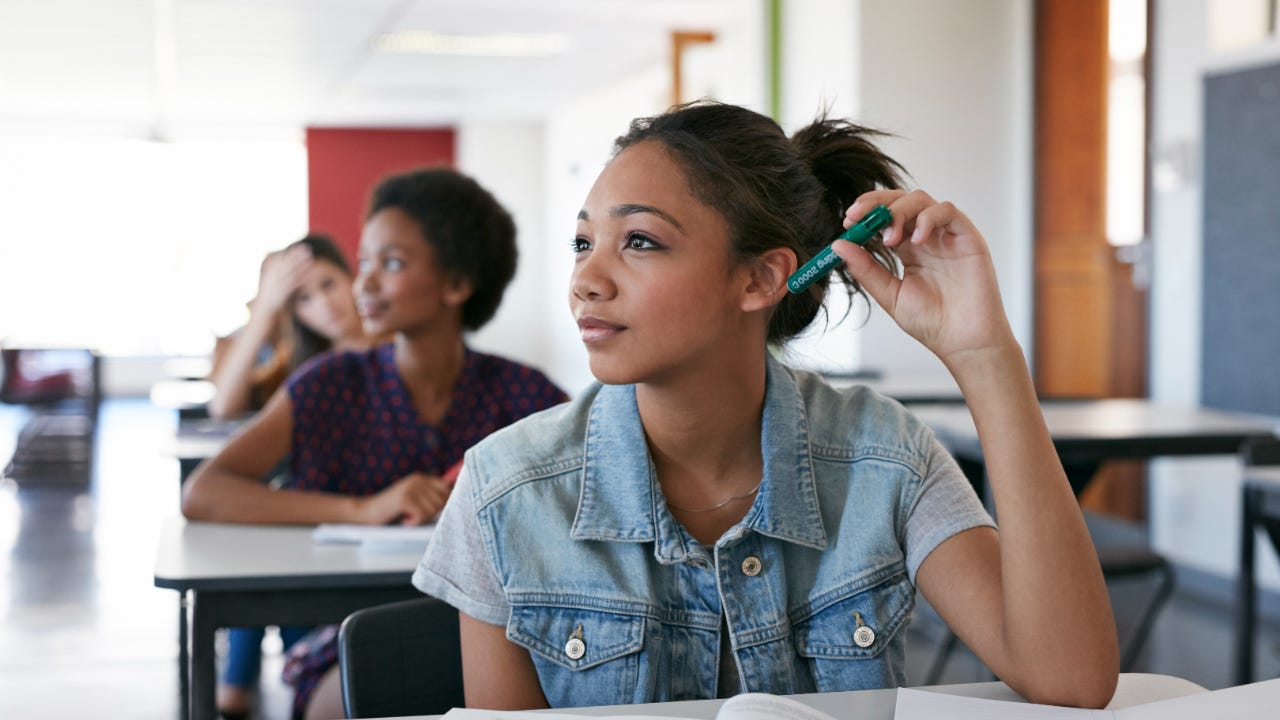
{"left": 179, "top": 591, "right": 190, "bottom": 720}
{"left": 1235, "top": 485, "right": 1259, "bottom": 686}
{"left": 190, "top": 593, "right": 218, "bottom": 720}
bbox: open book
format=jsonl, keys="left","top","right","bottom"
{"left": 896, "top": 677, "right": 1280, "bottom": 719}
{"left": 441, "top": 692, "right": 837, "bottom": 720}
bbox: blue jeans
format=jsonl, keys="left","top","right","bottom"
{"left": 223, "top": 626, "right": 309, "bottom": 687}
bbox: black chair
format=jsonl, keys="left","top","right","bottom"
{"left": 922, "top": 466, "right": 1178, "bottom": 686}
{"left": 1234, "top": 436, "right": 1280, "bottom": 685}
{"left": 337, "top": 596, "right": 465, "bottom": 718}
{"left": 922, "top": 542, "right": 1175, "bottom": 684}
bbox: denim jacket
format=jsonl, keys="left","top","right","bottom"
{"left": 420, "top": 354, "right": 991, "bottom": 707}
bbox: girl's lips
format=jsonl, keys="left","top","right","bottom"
{"left": 577, "top": 317, "right": 625, "bottom": 343}
{"left": 357, "top": 300, "right": 386, "bottom": 319}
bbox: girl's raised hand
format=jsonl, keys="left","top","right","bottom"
{"left": 830, "top": 189, "right": 1016, "bottom": 366}
{"left": 253, "top": 244, "right": 314, "bottom": 318}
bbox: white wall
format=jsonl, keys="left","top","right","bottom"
{"left": 455, "top": 122, "right": 554, "bottom": 378}
{"left": 853, "top": 0, "right": 1034, "bottom": 377}
{"left": 1149, "top": 0, "right": 1280, "bottom": 592}
{"left": 774, "top": 0, "right": 867, "bottom": 374}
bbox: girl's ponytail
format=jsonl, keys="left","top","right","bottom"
{"left": 784, "top": 118, "right": 906, "bottom": 335}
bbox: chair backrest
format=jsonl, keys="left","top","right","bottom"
{"left": 338, "top": 596, "right": 465, "bottom": 718}
{"left": 1242, "top": 436, "right": 1280, "bottom": 467}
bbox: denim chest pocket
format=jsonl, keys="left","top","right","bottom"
{"left": 792, "top": 572, "right": 913, "bottom": 689}
{"left": 507, "top": 604, "right": 646, "bottom": 707}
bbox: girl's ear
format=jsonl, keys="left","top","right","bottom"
{"left": 444, "top": 275, "right": 474, "bottom": 308}
{"left": 739, "top": 247, "right": 797, "bottom": 313}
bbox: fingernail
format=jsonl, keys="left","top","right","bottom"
{"left": 882, "top": 227, "right": 895, "bottom": 244}
{"left": 910, "top": 228, "right": 923, "bottom": 244}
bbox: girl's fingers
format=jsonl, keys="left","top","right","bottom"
{"left": 830, "top": 240, "right": 900, "bottom": 315}
{"left": 845, "top": 189, "right": 938, "bottom": 249}
{"left": 844, "top": 189, "right": 906, "bottom": 225}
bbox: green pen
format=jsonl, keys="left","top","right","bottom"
{"left": 786, "top": 205, "right": 893, "bottom": 294}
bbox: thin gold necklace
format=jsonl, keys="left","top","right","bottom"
{"left": 665, "top": 481, "right": 762, "bottom": 513}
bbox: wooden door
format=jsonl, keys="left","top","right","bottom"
{"left": 1034, "top": 0, "right": 1150, "bottom": 519}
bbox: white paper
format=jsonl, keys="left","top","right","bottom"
{"left": 894, "top": 689, "right": 1112, "bottom": 720}
{"left": 714, "top": 692, "right": 838, "bottom": 720}
{"left": 311, "top": 523, "right": 435, "bottom": 548}
{"left": 1112, "top": 677, "right": 1280, "bottom": 720}
{"left": 895, "top": 678, "right": 1280, "bottom": 720}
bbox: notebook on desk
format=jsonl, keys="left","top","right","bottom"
{"left": 896, "top": 677, "right": 1280, "bottom": 719}
{"left": 312, "top": 523, "right": 435, "bottom": 551}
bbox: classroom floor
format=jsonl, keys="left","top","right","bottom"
{"left": 0, "top": 397, "right": 1277, "bottom": 719}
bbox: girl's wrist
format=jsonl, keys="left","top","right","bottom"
{"left": 940, "top": 338, "right": 1028, "bottom": 392}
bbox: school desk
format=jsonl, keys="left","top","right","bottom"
{"left": 823, "top": 369, "right": 965, "bottom": 404}
{"left": 1236, "top": 465, "right": 1280, "bottom": 685}
{"left": 399, "top": 673, "right": 1212, "bottom": 719}
{"left": 153, "top": 518, "right": 423, "bottom": 720}
{"left": 911, "top": 399, "right": 1279, "bottom": 685}
{"left": 910, "top": 398, "right": 1280, "bottom": 500}
{"left": 158, "top": 415, "right": 245, "bottom": 484}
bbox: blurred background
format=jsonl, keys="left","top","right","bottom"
{"left": 1, "top": 0, "right": 1279, "bottom": 717}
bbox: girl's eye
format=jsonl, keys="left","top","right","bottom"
{"left": 357, "top": 258, "right": 373, "bottom": 273}
{"left": 383, "top": 257, "right": 404, "bottom": 271}
{"left": 625, "top": 232, "right": 658, "bottom": 250}
{"left": 570, "top": 237, "right": 591, "bottom": 253}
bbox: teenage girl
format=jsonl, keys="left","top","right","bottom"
{"left": 207, "top": 234, "right": 369, "bottom": 420}
{"left": 415, "top": 101, "right": 1118, "bottom": 709}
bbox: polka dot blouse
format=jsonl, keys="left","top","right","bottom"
{"left": 284, "top": 342, "right": 568, "bottom": 494}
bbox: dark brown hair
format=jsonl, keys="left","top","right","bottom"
{"left": 285, "top": 233, "right": 351, "bottom": 371}
{"left": 367, "top": 167, "right": 517, "bottom": 331}
{"left": 614, "top": 100, "right": 905, "bottom": 342}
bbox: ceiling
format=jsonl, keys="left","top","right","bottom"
{"left": 0, "top": 0, "right": 733, "bottom": 139}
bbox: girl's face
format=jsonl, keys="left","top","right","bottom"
{"left": 570, "top": 141, "right": 753, "bottom": 385}
{"left": 354, "top": 207, "right": 470, "bottom": 338}
{"left": 292, "top": 260, "right": 359, "bottom": 342}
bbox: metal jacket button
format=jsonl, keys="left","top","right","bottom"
{"left": 741, "top": 556, "right": 762, "bottom": 576}
{"left": 564, "top": 623, "right": 586, "bottom": 660}
{"left": 852, "top": 611, "right": 876, "bottom": 648}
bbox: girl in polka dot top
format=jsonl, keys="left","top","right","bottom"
{"left": 182, "top": 167, "right": 568, "bottom": 719}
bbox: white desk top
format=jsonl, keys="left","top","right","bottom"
{"left": 157, "top": 417, "right": 246, "bottom": 461}
{"left": 405, "top": 674, "right": 1208, "bottom": 719}
{"left": 149, "top": 379, "right": 215, "bottom": 409}
{"left": 153, "top": 518, "right": 424, "bottom": 592}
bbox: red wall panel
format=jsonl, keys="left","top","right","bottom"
{"left": 306, "top": 127, "right": 456, "bottom": 265}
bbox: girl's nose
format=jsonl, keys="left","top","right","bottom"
{"left": 570, "top": 250, "right": 616, "bottom": 302}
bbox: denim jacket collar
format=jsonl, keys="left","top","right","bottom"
{"left": 570, "top": 354, "right": 828, "bottom": 562}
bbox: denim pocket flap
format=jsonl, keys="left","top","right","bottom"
{"left": 794, "top": 573, "right": 913, "bottom": 660}
{"left": 508, "top": 604, "right": 645, "bottom": 671}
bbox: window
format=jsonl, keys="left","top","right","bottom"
{"left": 0, "top": 138, "right": 307, "bottom": 356}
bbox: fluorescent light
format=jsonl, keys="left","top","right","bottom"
{"left": 374, "top": 31, "right": 570, "bottom": 57}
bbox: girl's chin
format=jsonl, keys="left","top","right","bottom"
{"left": 587, "top": 358, "right": 646, "bottom": 386}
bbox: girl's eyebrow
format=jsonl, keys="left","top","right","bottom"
{"left": 577, "top": 204, "right": 685, "bottom": 232}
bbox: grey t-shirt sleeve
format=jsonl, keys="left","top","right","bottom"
{"left": 413, "top": 465, "right": 511, "bottom": 626}
{"left": 902, "top": 437, "right": 996, "bottom": 584}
